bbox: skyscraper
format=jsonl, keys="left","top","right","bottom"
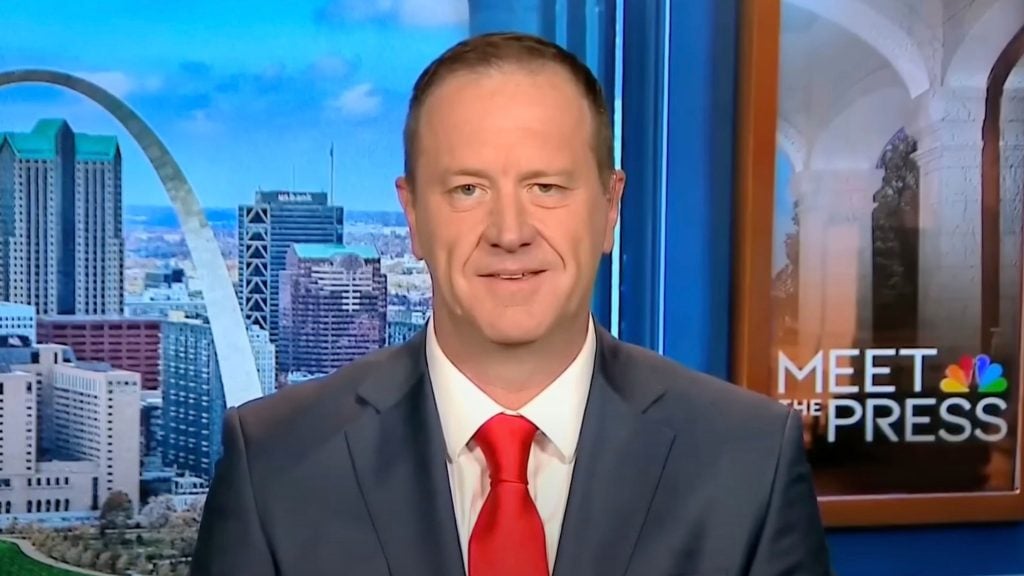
{"left": 279, "top": 244, "right": 387, "bottom": 377}
{"left": 0, "top": 364, "right": 101, "bottom": 517}
{"left": 248, "top": 324, "right": 276, "bottom": 396}
{"left": 2, "top": 343, "right": 141, "bottom": 515}
{"left": 0, "top": 119, "right": 123, "bottom": 316}
{"left": 49, "top": 361, "right": 141, "bottom": 512}
{"left": 237, "top": 191, "right": 344, "bottom": 343}
{"left": 161, "top": 313, "right": 276, "bottom": 480}
{"left": 161, "top": 315, "right": 225, "bottom": 481}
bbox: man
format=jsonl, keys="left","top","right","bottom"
{"left": 191, "top": 32, "right": 832, "bottom": 575}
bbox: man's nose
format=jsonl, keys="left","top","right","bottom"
{"left": 482, "top": 189, "right": 537, "bottom": 251}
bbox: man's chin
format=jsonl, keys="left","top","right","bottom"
{"left": 476, "top": 319, "right": 551, "bottom": 348}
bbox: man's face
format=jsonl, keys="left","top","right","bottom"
{"left": 397, "top": 64, "right": 624, "bottom": 346}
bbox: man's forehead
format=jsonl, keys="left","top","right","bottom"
{"left": 420, "top": 63, "right": 587, "bottom": 111}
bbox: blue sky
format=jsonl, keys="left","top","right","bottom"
{"left": 0, "top": 0, "right": 469, "bottom": 210}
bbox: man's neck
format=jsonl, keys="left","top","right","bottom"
{"left": 431, "top": 313, "right": 591, "bottom": 410}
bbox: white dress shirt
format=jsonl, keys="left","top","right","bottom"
{"left": 426, "top": 317, "right": 596, "bottom": 575}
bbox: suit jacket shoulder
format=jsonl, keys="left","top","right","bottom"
{"left": 589, "top": 332, "right": 830, "bottom": 576}
{"left": 229, "top": 334, "right": 424, "bottom": 477}
{"left": 599, "top": 331, "right": 791, "bottom": 431}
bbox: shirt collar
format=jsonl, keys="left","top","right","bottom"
{"left": 426, "top": 317, "right": 596, "bottom": 464}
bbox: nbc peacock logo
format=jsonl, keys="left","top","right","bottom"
{"left": 940, "top": 354, "right": 1008, "bottom": 394}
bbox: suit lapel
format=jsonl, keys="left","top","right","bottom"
{"left": 345, "top": 333, "right": 465, "bottom": 576}
{"left": 552, "top": 330, "right": 676, "bottom": 576}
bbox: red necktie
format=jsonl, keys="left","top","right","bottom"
{"left": 468, "top": 413, "right": 548, "bottom": 576}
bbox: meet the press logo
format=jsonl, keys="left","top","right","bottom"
{"left": 776, "top": 348, "right": 1009, "bottom": 443}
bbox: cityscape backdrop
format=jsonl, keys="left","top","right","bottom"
{"left": 0, "top": 0, "right": 483, "bottom": 573}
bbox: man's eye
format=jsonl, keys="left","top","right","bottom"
{"left": 533, "top": 183, "right": 560, "bottom": 194}
{"left": 455, "top": 184, "right": 478, "bottom": 196}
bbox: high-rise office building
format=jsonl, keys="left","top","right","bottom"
{"left": 1, "top": 343, "right": 140, "bottom": 515}
{"left": 0, "top": 119, "right": 123, "bottom": 316}
{"left": 13, "top": 343, "right": 78, "bottom": 456}
{"left": 279, "top": 244, "right": 386, "bottom": 376}
{"left": 248, "top": 324, "right": 276, "bottom": 396}
{"left": 0, "top": 367, "right": 36, "bottom": 476}
{"left": 161, "top": 313, "right": 275, "bottom": 479}
{"left": 49, "top": 362, "right": 141, "bottom": 512}
{"left": 238, "top": 191, "right": 344, "bottom": 343}
{"left": 0, "top": 364, "right": 100, "bottom": 517}
{"left": 0, "top": 302, "right": 36, "bottom": 345}
{"left": 161, "top": 316, "right": 224, "bottom": 481}
{"left": 37, "top": 315, "right": 162, "bottom": 390}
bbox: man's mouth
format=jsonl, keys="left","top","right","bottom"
{"left": 488, "top": 271, "right": 543, "bottom": 280}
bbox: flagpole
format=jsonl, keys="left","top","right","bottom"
{"left": 330, "top": 142, "right": 335, "bottom": 206}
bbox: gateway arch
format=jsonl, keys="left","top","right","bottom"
{"left": 0, "top": 69, "right": 262, "bottom": 408}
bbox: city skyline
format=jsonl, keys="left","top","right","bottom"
{"left": 0, "top": 0, "right": 469, "bottom": 210}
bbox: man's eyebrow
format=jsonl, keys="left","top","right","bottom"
{"left": 518, "top": 169, "right": 574, "bottom": 181}
{"left": 445, "top": 168, "right": 493, "bottom": 180}
{"left": 440, "top": 168, "right": 576, "bottom": 182}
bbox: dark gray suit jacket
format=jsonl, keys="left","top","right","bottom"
{"left": 191, "top": 327, "right": 832, "bottom": 575}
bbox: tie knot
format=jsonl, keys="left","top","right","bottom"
{"left": 473, "top": 414, "right": 537, "bottom": 485}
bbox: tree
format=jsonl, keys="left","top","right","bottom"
{"left": 69, "top": 545, "right": 86, "bottom": 566}
{"left": 100, "top": 491, "right": 134, "bottom": 538}
{"left": 50, "top": 542, "right": 68, "bottom": 563}
{"left": 97, "top": 551, "right": 114, "bottom": 572}
{"left": 81, "top": 548, "right": 98, "bottom": 569}
{"left": 871, "top": 127, "right": 920, "bottom": 347}
{"left": 183, "top": 498, "right": 205, "bottom": 525}
{"left": 115, "top": 552, "right": 132, "bottom": 574}
{"left": 139, "top": 495, "right": 177, "bottom": 530}
{"left": 772, "top": 198, "right": 801, "bottom": 340}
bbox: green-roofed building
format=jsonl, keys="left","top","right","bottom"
{"left": 0, "top": 119, "right": 123, "bottom": 315}
{"left": 278, "top": 242, "right": 386, "bottom": 376}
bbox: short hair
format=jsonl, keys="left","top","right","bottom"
{"left": 403, "top": 32, "right": 614, "bottom": 184}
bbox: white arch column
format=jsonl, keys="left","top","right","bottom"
{"left": 998, "top": 87, "right": 1024, "bottom": 361}
{"left": 909, "top": 87, "right": 986, "bottom": 357}
{"left": 791, "top": 168, "right": 881, "bottom": 358}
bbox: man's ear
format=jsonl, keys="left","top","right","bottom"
{"left": 602, "top": 169, "right": 625, "bottom": 254}
{"left": 396, "top": 176, "right": 424, "bottom": 260}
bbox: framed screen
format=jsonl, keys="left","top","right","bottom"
{"left": 733, "top": 0, "right": 1024, "bottom": 526}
